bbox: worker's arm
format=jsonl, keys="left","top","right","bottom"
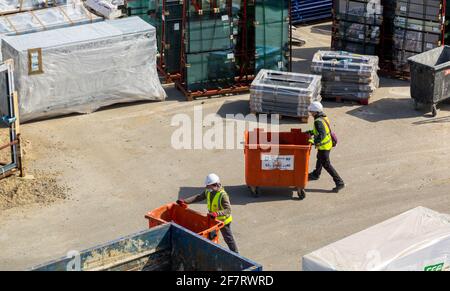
{"left": 216, "top": 192, "right": 232, "bottom": 217}
{"left": 183, "top": 191, "right": 207, "bottom": 204}
{"left": 313, "top": 119, "right": 327, "bottom": 145}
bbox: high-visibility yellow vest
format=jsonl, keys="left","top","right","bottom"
{"left": 206, "top": 188, "right": 233, "bottom": 225}
{"left": 312, "top": 117, "right": 333, "bottom": 151}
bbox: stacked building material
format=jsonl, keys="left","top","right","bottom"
{"left": 311, "top": 50, "right": 379, "bottom": 105}
{"left": 1, "top": 17, "right": 166, "bottom": 122}
{"left": 140, "top": 0, "right": 291, "bottom": 99}
{"left": 181, "top": 3, "right": 236, "bottom": 93}
{"left": 332, "top": 0, "right": 383, "bottom": 55}
{"left": 85, "top": 0, "right": 124, "bottom": 19}
{"left": 0, "top": 0, "right": 71, "bottom": 15}
{"left": 0, "top": 3, "right": 102, "bottom": 36}
{"left": 385, "top": 0, "right": 445, "bottom": 77}
{"left": 291, "top": 0, "right": 332, "bottom": 24}
{"left": 0, "top": 2, "right": 103, "bottom": 60}
{"left": 250, "top": 69, "right": 322, "bottom": 120}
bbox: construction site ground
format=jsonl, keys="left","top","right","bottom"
{"left": 1, "top": 23, "right": 450, "bottom": 271}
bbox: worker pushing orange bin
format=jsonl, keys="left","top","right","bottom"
{"left": 145, "top": 203, "right": 224, "bottom": 243}
{"left": 244, "top": 128, "right": 312, "bottom": 200}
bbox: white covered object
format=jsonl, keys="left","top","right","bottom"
{"left": 302, "top": 207, "right": 450, "bottom": 271}
{"left": 85, "top": 0, "right": 123, "bottom": 19}
{"left": 1, "top": 17, "right": 166, "bottom": 122}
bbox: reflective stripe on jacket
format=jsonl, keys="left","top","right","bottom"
{"left": 206, "top": 188, "right": 233, "bottom": 225}
{"left": 313, "top": 116, "right": 332, "bottom": 151}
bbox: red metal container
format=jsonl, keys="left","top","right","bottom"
{"left": 145, "top": 203, "right": 224, "bottom": 243}
{"left": 244, "top": 128, "right": 312, "bottom": 199}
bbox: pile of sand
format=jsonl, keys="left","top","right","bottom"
{"left": 0, "top": 171, "right": 69, "bottom": 211}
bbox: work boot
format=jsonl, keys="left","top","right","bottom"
{"left": 308, "top": 172, "right": 319, "bottom": 181}
{"left": 332, "top": 184, "right": 345, "bottom": 193}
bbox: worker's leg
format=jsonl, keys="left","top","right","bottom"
{"left": 310, "top": 151, "right": 324, "bottom": 179}
{"left": 220, "top": 223, "right": 239, "bottom": 253}
{"left": 320, "top": 150, "right": 344, "bottom": 186}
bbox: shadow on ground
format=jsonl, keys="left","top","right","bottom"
{"left": 178, "top": 185, "right": 336, "bottom": 206}
{"left": 378, "top": 77, "right": 411, "bottom": 88}
{"left": 292, "top": 46, "right": 329, "bottom": 73}
{"left": 216, "top": 100, "right": 312, "bottom": 126}
{"left": 309, "top": 23, "right": 332, "bottom": 35}
{"left": 345, "top": 98, "right": 440, "bottom": 122}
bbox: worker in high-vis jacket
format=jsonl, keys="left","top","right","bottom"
{"left": 307, "top": 102, "right": 345, "bottom": 193}
{"left": 177, "top": 174, "right": 239, "bottom": 253}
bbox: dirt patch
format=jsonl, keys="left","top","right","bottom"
{"left": 0, "top": 171, "right": 69, "bottom": 211}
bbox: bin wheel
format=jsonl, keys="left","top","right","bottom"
{"left": 431, "top": 104, "right": 438, "bottom": 117}
{"left": 297, "top": 188, "right": 306, "bottom": 200}
{"left": 413, "top": 100, "right": 420, "bottom": 111}
{"left": 249, "top": 186, "right": 260, "bottom": 197}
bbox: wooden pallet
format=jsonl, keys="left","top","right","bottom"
{"left": 157, "top": 65, "right": 181, "bottom": 84}
{"left": 177, "top": 82, "right": 251, "bottom": 101}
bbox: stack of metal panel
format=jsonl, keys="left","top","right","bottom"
{"left": 390, "top": 0, "right": 445, "bottom": 76}
{"left": 0, "top": 2, "right": 103, "bottom": 60}
{"left": 250, "top": 69, "right": 322, "bottom": 119}
{"left": 0, "top": 0, "right": 70, "bottom": 15}
{"left": 332, "top": 0, "right": 383, "bottom": 55}
{"left": 311, "top": 50, "right": 379, "bottom": 104}
{"left": 291, "top": 0, "right": 332, "bottom": 24}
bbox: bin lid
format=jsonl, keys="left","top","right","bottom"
{"left": 408, "top": 46, "right": 450, "bottom": 71}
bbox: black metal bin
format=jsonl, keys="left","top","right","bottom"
{"left": 408, "top": 46, "right": 450, "bottom": 117}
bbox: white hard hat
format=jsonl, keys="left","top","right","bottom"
{"left": 308, "top": 101, "right": 324, "bottom": 113}
{"left": 205, "top": 173, "right": 220, "bottom": 186}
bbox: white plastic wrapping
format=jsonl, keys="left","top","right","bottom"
{"left": 0, "top": 0, "right": 71, "bottom": 14}
{"left": 1, "top": 17, "right": 166, "bottom": 122}
{"left": 250, "top": 69, "right": 322, "bottom": 118}
{"left": 302, "top": 207, "right": 450, "bottom": 271}
{"left": 85, "top": 0, "right": 123, "bottom": 19}
{"left": 0, "top": 2, "right": 103, "bottom": 60}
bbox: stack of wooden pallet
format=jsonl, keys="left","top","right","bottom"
{"left": 311, "top": 50, "right": 379, "bottom": 105}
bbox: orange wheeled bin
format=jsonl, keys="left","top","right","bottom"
{"left": 244, "top": 128, "right": 312, "bottom": 200}
{"left": 145, "top": 203, "right": 224, "bottom": 243}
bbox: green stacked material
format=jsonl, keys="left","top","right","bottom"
{"left": 254, "top": 0, "right": 290, "bottom": 72}
{"left": 160, "top": 0, "right": 183, "bottom": 75}
{"left": 186, "top": 11, "right": 234, "bottom": 53}
{"left": 127, "top": 0, "right": 154, "bottom": 24}
{"left": 184, "top": 4, "right": 235, "bottom": 92}
{"left": 185, "top": 51, "right": 236, "bottom": 91}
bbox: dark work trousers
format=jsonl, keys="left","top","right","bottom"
{"left": 220, "top": 223, "right": 239, "bottom": 253}
{"left": 313, "top": 150, "right": 344, "bottom": 186}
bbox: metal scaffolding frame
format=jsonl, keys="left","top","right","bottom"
{"left": 0, "top": 59, "right": 24, "bottom": 180}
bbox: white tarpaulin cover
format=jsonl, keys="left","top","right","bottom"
{"left": 1, "top": 17, "right": 166, "bottom": 121}
{"left": 302, "top": 207, "right": 450, "bottom": 271}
